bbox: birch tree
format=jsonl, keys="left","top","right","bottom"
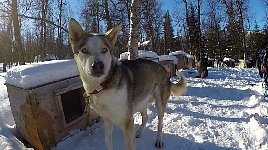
{"left": 197, "top": 0, "right": 202, "bottom": 56}
{"left": 128, "top": 0, "right": 140, "bottom": 60}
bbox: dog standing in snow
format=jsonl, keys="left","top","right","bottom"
{"left": 68, "top": 18, "right": 186, "bottom": 150}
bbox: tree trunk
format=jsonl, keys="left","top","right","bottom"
{"left": 103, "top": 0, "right": 113, "bottom": 30}
{"left": 183, "top": 0, "right": 191, "bottom": 54}
{"left": 58, "top": 0, "right": 63, "bottom": 59}
{"left": 11, "top": 0, "right": 25, "bottom": 65}
{"left": 197, "top": 0, "right": 202, "bottom": 56}
{"left": 236, "top": 0, "right": 247, "bottom": 62}
{"left": 40, "top": 0, "right": 48, "bottom": 61}
{"left": 128, "top": 0, "right": 140, "bottom": 60}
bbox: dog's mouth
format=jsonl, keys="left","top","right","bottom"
{"left": 90, "top": 68, "right": 104, "bottom": 77}
{"left": 91, "top": 72, "right": 104, "bottom": 77}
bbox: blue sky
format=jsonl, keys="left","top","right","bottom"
{"left": 67, "top": 0, "right": 267, "bottom": 30}
{"left": 249, "top": 0, "right": 266, "bottom": 28}
{"left": 0, "top": 0, "right": 265, "bottom": 29}
{"left": 161, "top": 0, "right": 267, "bottom": 29}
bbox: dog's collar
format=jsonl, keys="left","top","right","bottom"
{"left": 89, "top": 60, "right": 118, "bottom": 95}
{"left": 89, "top": 80, "right": 109, "bottom": 94}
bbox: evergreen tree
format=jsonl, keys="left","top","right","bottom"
{"left": 188, "top": 4, "right": 200, "bottom": 56}
{"left": 90, "top": 18, "right": 98, "bottom": 33}
{"left": 140, "top": 0, "right": 163, "bottom": 53}
{"left": 203, "top": 0, "right": 223, "bottom": 59}
{"left": 163, "top": 11, "right": 174, "bottom": 54}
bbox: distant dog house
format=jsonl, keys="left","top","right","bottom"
{"left": 34, "top": 54, "right": 58, "bottom": 62}
{"left": 238, "top": 59, "right": 253, "bottom": 68}
{"left": 186, "top": 55, "right": 195, "bottom": 69}
{"left": 223, "top": 57, "right": 235, "bottom": 67}
{"left": 169, "top": 51, "right": 194, "bottom": 70}
{"left": 238, "top": 59, "right": 246, "bottom": 69}
{"left": 119, "top": 50, "right": 159, "bottom": 62}
{"left": 120, "top": 51, "right": 179, "bottom": 77}
{"left": 158, "top": 55, "right": 178, "bottom": 77}
{"left": 5, "top": 60, "right": 99, "bottom": 150}
{"left": 208, "top": 58, "right": 215, "bottom": 67}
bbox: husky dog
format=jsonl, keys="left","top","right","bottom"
{"left": 68, "top": 18, "right": 186, "bottom": 150}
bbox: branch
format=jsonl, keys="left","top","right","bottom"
{"left": 0, "top": 13, "right": 68, "bottom": 33}
{"left": 20, "top": 14, "right": 68, "bottom": 33}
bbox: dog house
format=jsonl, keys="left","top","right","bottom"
{"left": 5, "top": 60, "right": 99, "bottom": 150}
{"left": 207, "top": 58, "right": 215, "bottom": 67}
{"left": 223, "top": 57, "right": 235, "bottom": 67}
{"left": 186, "top": 55, "right": 195, "bottom": 69}
{"left": 119, "top": 50, "right": 159, "bottom": 62}
{"left": 138, "top": 50, "right": 159, "bottom": 61}
{"left": 158, "top": 55, "right": 178, "bottom": 77}
{"left": 169, "top": 50, "right": 193, "bottom": 70}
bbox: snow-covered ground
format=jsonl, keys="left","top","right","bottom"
{"left": 0, "top": 65, "right": 268, "bottom": 150}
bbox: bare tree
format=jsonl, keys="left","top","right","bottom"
{"left": 203, "top": 0, "right": 224, "bottom": 59}
{"left": 222, "top": 0, "right": 242, "bottom": 59}
{"left": 103, "top": 0, "right": 113, "bottom": 30}
{"left": 0, "top": 0, "right": 77, "bottom": 64}
{"left": 40, "top": 0, "right": 49, "bottom": 60}
{"left": 0, "top": 18, "right": 13, "bottom": 71}
{"left": 140, "top": 0, "right": 163, "bottom": 53}
{"left": 11, "top": 0, "right": 25, "bottom": 65}
{"left": 197, "top": 0, "right": 202, "bottom": 56}
{"left": 81, "top": 0, "right": 100, "bottom": 32}
{"left": 181, "top": 0, "right": 200, "bottom": 55}
{"left": 236, "top": 0, "right": 248, "bottom": 61}
{"left": 57, "top": 0, "right": 63, "bottom": 59}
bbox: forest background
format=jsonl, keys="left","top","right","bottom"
{"left": 0, "top": 0, "right": 268, "bottom": 71}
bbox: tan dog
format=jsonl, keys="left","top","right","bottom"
{"left": 68, "top": 18, "right": 186, "bottom": 150}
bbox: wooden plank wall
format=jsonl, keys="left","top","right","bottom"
{"left": 6, "top": 76, "right": 100, "bottom": 150}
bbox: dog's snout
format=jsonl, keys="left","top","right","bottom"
{"left": 91, "top": 60, "right": 104, "bottom": 76}
{"left": 92, "top": 61, "right": 104, "bottom": 70}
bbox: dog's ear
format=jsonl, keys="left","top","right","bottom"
{"left": 68, "top": 18, "right": 85, "bottom": 44}
{"left": 105, "top": 23, "right": 122, "bottom": 46}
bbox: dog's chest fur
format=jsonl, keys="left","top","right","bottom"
{"left": 90, "top": 84, "right": 128, "bottom": 125}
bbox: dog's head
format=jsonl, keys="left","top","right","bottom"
{"left": 68, "top": 18, "right": 121, "bottom": 79}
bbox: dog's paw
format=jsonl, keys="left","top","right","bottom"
{"left": 155, "top": 140, "right": 164, "bottom": 148}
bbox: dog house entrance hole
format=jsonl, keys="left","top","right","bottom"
{"left": 60, "top": 88, "right": 85, "bottom": 124}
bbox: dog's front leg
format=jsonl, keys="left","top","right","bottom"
{"left": 122, "top": 118, "right": 135, "bottom": 150}
{"left": 104, "top": 118, "right": 114, "bottom": 150}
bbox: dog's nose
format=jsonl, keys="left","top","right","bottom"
{"left": 92, "top": 61, "right": 104, "bottom": 70}
{"left": 91, "top": 60, "right": 104, "bottom": 76}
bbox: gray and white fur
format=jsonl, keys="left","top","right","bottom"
{"left": 68, "top": 18, "right": 187, "bottom": 150}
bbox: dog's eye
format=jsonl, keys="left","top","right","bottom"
{"left": 102, "top": 48, "right": 108, "bottom": 54}
{"left": 81, "top": 48, "right": 88, "bottom": 54}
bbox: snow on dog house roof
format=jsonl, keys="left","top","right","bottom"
{"left": 119, "top": 50, "right": 159, "bottom": 60}
{"left": 169, "top": 50, "right": 194, "bottom": 59}
{"left": 159, "top": 55, "right": 178, "bottom": 64}
{"left": 138, "top": 40, "right": 151, "bottom": 47}
{"left": 5, "top": 60, "right": 79, "bottom": 89}
{"left": 223, "top": 57, "right": 235, "bottom": 62}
